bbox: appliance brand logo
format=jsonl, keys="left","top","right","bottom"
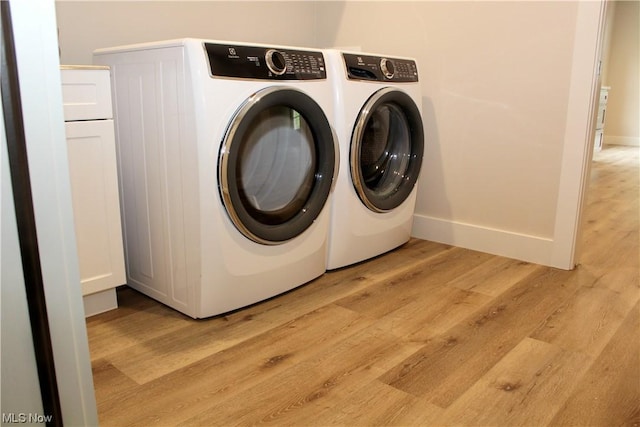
{"left": 227, "top": 47, "right": 239, "bottom": 59}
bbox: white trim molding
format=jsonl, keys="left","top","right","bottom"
{"left": 9, "top": 0, "right": 99, "bottom": 423}
{"left": 412, "top": 215, "right": 555, "bottom": 267}
{"left": 552, "top": 0, "right": 607, "bottom": 270}
{"left": 605, "top": 135, "right": 640, "bottom": 147}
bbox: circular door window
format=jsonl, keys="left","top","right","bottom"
{"left": 219, "top": 87, "right": 336, "bottom": 244}
{"left": 351, "top": 87, "right": 424, "bottom": 212}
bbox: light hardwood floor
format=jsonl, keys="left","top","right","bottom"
{"left": 87, "top": 145, "right": 639, "bottom": 426}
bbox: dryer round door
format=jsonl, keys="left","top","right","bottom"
{"left": 219, "top": 86, "right": 337, "bottom": 245}
{"left": 351, "top": 87, "right": 424, "bottom": 212}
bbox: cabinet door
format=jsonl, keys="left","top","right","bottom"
{"left": 65, "top": 119, "right": 125, "bottom": 295}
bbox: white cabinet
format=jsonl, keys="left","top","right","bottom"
{"left": 61, "top": 66, "right": 125, "bottom": 317}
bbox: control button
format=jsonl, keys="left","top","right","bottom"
{"left": 266, "top": 49, "right": 287, "bottom": 75}
{"left": 380, "top": 58, "right": 395, "bottom": 79}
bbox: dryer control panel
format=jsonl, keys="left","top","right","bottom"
{"left": 343, "top": 53, "right": 418, "bottom": 82}
{"left": 205, "top": 43, "right": 326, "bottom": 80}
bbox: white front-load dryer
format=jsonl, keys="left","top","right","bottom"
{"left": 324, "top": 50, "right": 424, "bottom": 270}
{"left": 94, "top": 39, "right": 337, "bottom": 318}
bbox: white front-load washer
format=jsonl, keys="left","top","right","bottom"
{"left": 94, "top": 39, "right": 337, "bottom": 318}
{"left": 324, "top": 50, "right": 424, "bottom": 270}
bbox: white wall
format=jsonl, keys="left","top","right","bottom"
{"left": 319, "top": 1, "right": 603, "bottom": 268}
{"left": 320, "top": 1, "right": 577, "bottom": 238}
{"left": 56, "top": 1, "right": 323, "bottom": 64}
{"left": 602, "top": 0, "right": 639, "bottom": 147}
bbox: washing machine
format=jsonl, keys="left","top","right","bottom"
{"left": 324, "top": 49, "right": 424, "bottom": 270}
{"left": 94, "top": 39, "right": 338, "bottom": 318}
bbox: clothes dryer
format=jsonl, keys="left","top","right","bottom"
{"left": 324, "top": 50, "right": 424, "bottom": 270}
{"left": 94, "top": 39, "right": 337, "bottom": 318}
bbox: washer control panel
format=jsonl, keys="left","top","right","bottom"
{"left": 205, "top": 43, "right": 326, "bottom": 80}
{"left": 343, "top": 53, "right": 418, "bottom": 82}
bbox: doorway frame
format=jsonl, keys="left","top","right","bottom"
{"left": 551, "top": 0, "right": 608, "bottom": 269}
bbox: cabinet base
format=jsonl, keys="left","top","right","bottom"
{"left": 83, "top": 288, "right": 118, "bottom": 317}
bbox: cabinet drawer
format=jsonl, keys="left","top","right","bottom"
{"left": 61, "top": 67, "right": 112, "bottom": 121}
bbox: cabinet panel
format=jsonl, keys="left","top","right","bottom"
{"left": 65, "top": 120, "right": 125, "bottom": 296}
{"left": 61, "top": 67, "right": 112, "bottom": 121}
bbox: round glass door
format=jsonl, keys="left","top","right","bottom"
{"left": 219, "top": 87, "right": 336, "bottom": 244}
{"left": 351, "top": 87, "right": 424, "bottom": 212}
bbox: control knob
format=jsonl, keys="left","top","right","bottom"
{"left": 266, "top": 49, "right": 287, "bottom": 76}
{"left": 380, "top": 58, "right": 395, "bottom": 79}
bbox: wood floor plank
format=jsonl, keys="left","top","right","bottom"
{"left": 378, "top": 266, "right": 595, "bottom": 407}
{"left": 447, "top": 256, "right": 541, "bottom": 297}
{"left": 334, "top": 247, "right": 495, "bottom": 319}
{"left": 90, "top": 358, "right": 139, "bottom": 407}
{"left": 530, "top": 274, "right": 639, "bottom": 357}
{"left": 306, "top": 378, "right": 444, "bottom": 426}
{"left": 177, "top": 325, "right": 403, "bottom": 426}
{"left": 100, "top": 242, "right": 448, "bottom": 385}
{"left": 103, "top": 308, "right": 276, "bottom": 384}
{"left": 97, "top": 304, "right": 370, "bottom": 426}
{"left": 580, "top": 148, "right": 639, "bottom": 273}
{"left": 548, "top": 302, "right": 640, "bottom": 427}
{"left": 227, "top": 238, "right": 452, "bottom": 324}
{"left": 586, "top": 264, "right": 640, "bottom": 300}
{"left": 580, "top": 218, "right": 639, "bottom": 269}
{"left": 86, "top": 290, "right": 194, "bottom": 361}
{"left": 373, "top": 285, "right": 492, "bottom": 343}
{"left": 434, "top": 337, "right": 591, "bottom": 426}
{"left": 85, "top": 146, "right": 639, "bottom": 426}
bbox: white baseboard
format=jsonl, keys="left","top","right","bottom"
{"left": 411, "top": 214, "right": 560, "bottom": 268}
{"left": 83, "top": 288, "right": 118, "bottom": 317}
{"left": 604, "top": 135, "right": 640, "bottom": 147}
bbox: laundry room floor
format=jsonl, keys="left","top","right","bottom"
{"left": 86, "top": 146, "right": 639, "bottom": 426}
